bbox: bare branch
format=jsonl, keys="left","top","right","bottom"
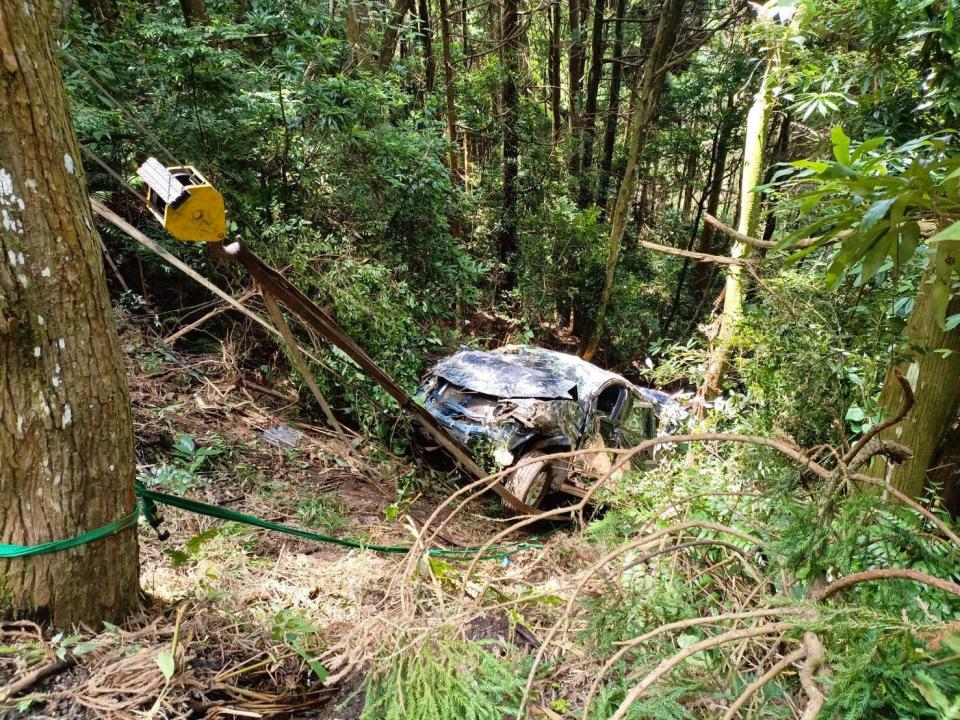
{"left": 608, "top": 623, "right": 797, "bottom": 720}
{"left": 721, "top": 647, "right": 807, "bottom": 720}
{"left": 813, "top": 568, "right": 960, "bottom": 602}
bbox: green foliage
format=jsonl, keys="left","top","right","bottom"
{"left": 774, "top": 130, "right": 960, "bottom": 326}
{"left": 360, "top": 638, "right": 528, "bottom": 720}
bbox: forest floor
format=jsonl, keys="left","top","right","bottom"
{"left": 0, "top": 316, "right": 592, "bottom": 719}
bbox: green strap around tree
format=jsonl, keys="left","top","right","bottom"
{"left": 0, "top": 504, "right": 141, "bottom": 559}
{"left": 0, "top": 483, "right": 549, "bottom": 561}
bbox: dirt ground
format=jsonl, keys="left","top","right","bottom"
{"left": 1, "top": 319, "right": 585, "bottom": 719}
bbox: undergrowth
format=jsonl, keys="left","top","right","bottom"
{"left": 359, "top": 638, "right": 529, "bottom": 720}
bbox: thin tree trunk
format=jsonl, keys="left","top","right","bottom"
{"left": 417, "top": 0, "right": 436, "bottom": 93}
{"left": 866, "top": 240, "right": 960, "bottom": 499}
{"left": 549, "top": 0, "right": 562, "bottom": 145}
{"left": 692, "top": 97, "right": 734, "bottom": 295}
{"left": 596, "top": 0, "right": 625, "bottom": 207}
{"left": 567, "top": 0, "right": 586, "bottom": 141}
{"left": 761, "top": 112, "right": 791, "bottom": 242}
{"left": 496, "top": 0, "right": 521, "bottom": 296}
{"left": 576, "top": 0, "right": 607, "bottom": 207}
{"left": 578, "top": 0, "right": 687, "bottom": 359}
{"left": 1, "top": 0, "right": 139, "bottom": 624}
{"left": 700, "top": 49, "right": 778, "bottom": 400}
{"left": 438, "top": 0, "right": 460, "bottom": 182}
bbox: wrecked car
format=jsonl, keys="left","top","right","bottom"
{"left": 417, "top": 345, "right": 673, "bottom": 509}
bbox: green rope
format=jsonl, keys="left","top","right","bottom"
{"left": 136, "top": 484, "right": 550, "bottom": 560}
{"left": 0, "top": 505, "right": 140, "bottom": 559}
{"left": 1, "top": 483, "right": 551, "bottom": 562}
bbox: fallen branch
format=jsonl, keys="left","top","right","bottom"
{"left": 721, "top": 646, "right": 807, "bottom": 720}
{"left": 702, "top": 212, "right": 822, "bottom": 250}
{"left": 0, "top": 657, "right": 78, "bottom": 702}
{"left": 607, "top": 623, "right": 797, "bottom": 720}
{"left": 813, "top": 568, "right": 960, "bottom": 602}
{"left": 844, "top": 370, "right": 914, "bottom": 466}
{"left": 638, "top": 237, "right": 755, "bottom": 265}
{"left": 583, "top": 608, "right": 805, "bottom": 718}
{"left": 164, "top": 288, "right": 258, "bottom": 345}
{"left": 799, "top": 631, "right": 827, "bottom": 720}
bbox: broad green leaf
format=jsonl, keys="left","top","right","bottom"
{"left": 898, "top": 221, "right": 921, "bottom": 264}
{"left": 831, "top": 126, "right": 851, "bottom": 164}
{"left": 851, "top": 136, "right": 887, "bottom": 160}
{"left": 928, "top": 220, "right": 960, "bottom": 244}
{"left": 931, "top": 278, "right": 952, "bottom": 328}
{"left": 860, "top": 229, "right": 895, "bottom": 283}
{"left": 156, "top": 650, "right": 176, "bottom": 681}
{"left": 789, "top": 159, "right": 830, "bottom": 172}
{"left": 845, "top": 405, "right": 866, "bottom": 422}
{"left": 861, "top": 197, "right": 895, "bottom": 231}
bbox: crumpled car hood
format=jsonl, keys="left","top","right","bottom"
{"left": 431, "top": 345, "right": 625, "bottom": 401}
{"left": 432, "top": 349, "right": 577, "bottom": 399}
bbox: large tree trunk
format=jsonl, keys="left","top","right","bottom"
{"left": 378, "top": 0, "right": 415, "bottom": 68}
{"left": 0, "top": 0, "right": 139, "bottom": 624}
{"left": 576, "top": 0, "right": 607, "bottom": 207}
{"left": 179, "top": 0, "right": 209, "bottom": 25}
{"left": 495, "top": 0, "right": 521, "bottom": 296}
{"left": 929, "top": 416, "right": 960, "bottom": 518}
{"left": 346, "top": 0, "right": 375, "bottom": 69}
{"left": 595, "top": 0, "right": 625, "bottom": 208}
{"left": 578, "top": 0, "right": 686, "bottom": 359}
{"left": 438, "top": 0, "right": 460, "bottom": 182}
{"left": 548, "top": 0, "right": 562, "bottom": 146}
{"left": 699, "top": 49, "right": 777, "bottom": 400}
{"left": 865, "top": 240, "right": 960, "bottom": 500}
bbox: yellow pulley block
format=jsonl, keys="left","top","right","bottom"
{"left": 136, "top": 157, "right": 226, "bottom": 243}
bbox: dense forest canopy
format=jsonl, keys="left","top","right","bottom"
{"left": 1, "top": 0, "right": 959, "bottom": 714}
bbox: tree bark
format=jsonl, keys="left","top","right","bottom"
{"left": 417, "top": 0, "right": 436, "bottom": 93}
{"left": 346, "top": 0, "right": 374, "bottom": 69}
{"left": 0, "top": 0, "right": 139, "bottom": 624}
{"left": 567, "top": 0, "right": 587, "bottom": 140}
{"left": 495, "top": 0, "right": 521, "bottom": 296}
{"left": 929, "top": 416, "right": 960, "bottom": 517}
{"left": 761, "top": 112, "right": 791, "bottom": 242}
{"left": 865, "top": 240, "right": 960, "bottom": 499}
{"left": 700, "top": 48, "right": 778, "bottom": 400}
{"left": 77, "top": 0, "right": 117, "bottom": 29}
{"left": 595, "top": 0, "right": 625, "bottom": 207}
{"left": 438, "top": 0, "right": 460, "bottom": 182}
{"left": 179, "top": 0, "right": 209, "bottom": 25}
{"left": 691, "top": 96, "right": 734, "bottom": 296}
{"left": 548, "top": 0, "right": 562, "bottom": 145}
{"left": 578, "top": 0, "right": 687, "bottom": 359}
{"left": 378, "top": 0, "right": 415, "bottom": 69}
{"left": 576, "top": 0, "right": 607, "bottom": 207}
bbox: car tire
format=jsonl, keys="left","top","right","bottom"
{"left": 504, "top": 450, "right": 551, "bottom": 510}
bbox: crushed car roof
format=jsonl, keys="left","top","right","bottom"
{"left": 430, "top": 345, "right": 628, "bottom": 400}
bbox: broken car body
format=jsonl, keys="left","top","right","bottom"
{"left": 418, "top": 345, "right": 672, "bottom": 508}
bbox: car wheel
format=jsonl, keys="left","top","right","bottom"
{"left": 504, "top": 450, "right": 551, "bottom": 510}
